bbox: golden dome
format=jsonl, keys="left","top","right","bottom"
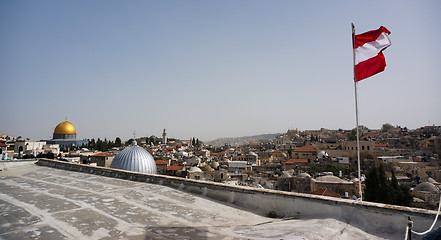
{"left": 54, "top": 121, "right": 76, "bottom": 135}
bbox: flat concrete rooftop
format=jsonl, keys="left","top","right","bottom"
{"left": 0, "top": 162, "right": 393, "bottom": 239}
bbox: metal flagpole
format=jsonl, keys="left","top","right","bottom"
{"left": 352, "top": 23, "right": 363, "bottom": 200}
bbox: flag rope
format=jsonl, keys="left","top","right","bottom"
{"left": 410, "top": 194, "right": 441, "bottom": 236}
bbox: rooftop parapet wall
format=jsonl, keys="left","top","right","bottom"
{"left": 36, "top": 158, "right": 440, "bottom": 237}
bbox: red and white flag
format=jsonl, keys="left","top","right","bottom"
{"left": 353, "top": 26, "right": 391, "bottom": 82}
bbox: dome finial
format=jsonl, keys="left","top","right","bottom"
{"left": 132, "top": 130, "right": 137, "bottom": 146}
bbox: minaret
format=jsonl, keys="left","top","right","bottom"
{"left": 162, "top": 129, "right": 167, "bottom": 145}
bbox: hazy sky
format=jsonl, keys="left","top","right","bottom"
{"left": 1, "top": 0, "right": 440, "bottom": 142}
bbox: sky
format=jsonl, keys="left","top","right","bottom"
{"left": 1, "top": 0, "right": 440, "bottom": 142}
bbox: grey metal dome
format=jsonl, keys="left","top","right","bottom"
{"left": 110, "top": 140, "right": 157, "bottom": 174}
{"left": 414, "top": 182, "right": 440, "bottom": 193}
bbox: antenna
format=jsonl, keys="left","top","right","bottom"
{"left": 133, "top": 130, "right": 136, "bottom": 140}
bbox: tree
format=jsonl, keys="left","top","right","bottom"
{"left": 365, "top": 165, "right": 412, "bottom": 206}
{"left": 149, "top": 135, "right": 156, "bottom": 145}
{"left": 89, "top": 138, "right": 96, "bottom": 149}
{"left": 114, "top": 137, "right": 122, "bottom": 147}
{"left": 342, "top": 166, "right": 356, "bottom": 176}
{"left": 381, "top": 123, "right": 394, "bottom": 132}
{"left": 397, "top": 184, "right": 413, "bottom": 206}
{"left": 309, "top": 165, "right": 318, "bottom": 175}
{"left": 96, "top": 138, "right": 103, "bottom": 151}
{"left": 377, "top": 164, "right": 392, "bottom": 203}
{"left": 364, "top": 165, "right": 379, "bottom": 202}
{"left": 126, "top": 139, "right": 134, "bottom": 146}
{"left": 348, "top": 128, "right": 357, "bottom": 141}
{"left": 325, "top": 165, "right": 339, "bottom": 176}
{"left": 390, "top": 170, "right": 399, "bottom": 203}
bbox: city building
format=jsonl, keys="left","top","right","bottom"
{"left": 89, "top": 152, "right": 114, "bottom": 167}
{"left": 311, "top": 175, "right": 359, "bottom": 198}
{"left": 292, "top": 145, "right": 317, "bottom": 161}
{"left": 155, "top": 160, "right": 168, "bottom": 174}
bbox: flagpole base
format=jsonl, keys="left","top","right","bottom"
{"left": 352, "top": 197, "right": 362, "bottom": 204}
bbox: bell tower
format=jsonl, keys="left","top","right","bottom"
{"left": 162, "top": 129, "right": 167, "bottom": 145}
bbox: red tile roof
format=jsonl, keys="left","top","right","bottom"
{"left": 0, "top": 142, "right": 7, "bottom": 147}
{"left": 155, "top": 160, "right": 168, "bottom": 165}
{"left": 272, "top": 150, "right": 282, "bottom": 153}
{"left": 92, "top": 152, "right": 114, "bottom": 157}
{"left": 167, "top": 163, "right": 184, "bottom": 171}
{"left": 310, "top": 188, "right": 341, "bottom": 198}
{"left": 293, "top": 145, "right": 316, "bottom": 152}
{"left": 284, "top": 159, "right": 309, "bottom": 164}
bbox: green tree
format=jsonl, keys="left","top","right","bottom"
{"left": 114, "top": 137, "right": 122, "bottom": 147}
{"left": 342, "top": 166, "right": 356, "bottom": 176}
{"left": 397, "top": 184, "right": 413, "bottom": 206}
{"left": 348, "top": 128, "right": 357, "bottom": 141}
{"left": 89, "top": 138, "right": 96, "bottom": 149}
{"left": 309, "top": 165, "right": 318, "bottom": 175}
{"left": 377, "top": 164, "right": 392, "bottom": 203}
{"left": 390, "top": 170, "right": 412, "bottom": 206}
{"left": 325, "top": 165, "right": 339, "bottom": 176}
{"left": 149, "top": 135, "right": 156, "bottom": 145}
{"left": 390, "top": 170, "right": 399, "bottom": 203}
{"left": 126, "top": 139, "right": 134, "bottom": 146}
{"left": 381, "top": 123, "right": 394, "bottom": 132}
{"left": 364, "top": 165, "right": 379, "bottom": 202}
{"left": 365, "top": 165, "right": 412, "bottom": 206}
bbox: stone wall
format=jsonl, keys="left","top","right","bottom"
{"left": 36, "top": 158, "right": 440, "bottom": 237}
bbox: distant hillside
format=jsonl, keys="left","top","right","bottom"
{"left": 206, "top": 133, "right": 283, "bottom": 147}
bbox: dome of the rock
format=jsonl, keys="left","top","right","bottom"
{"left": 53, "top": 121, "right": 77, "bottom": 140}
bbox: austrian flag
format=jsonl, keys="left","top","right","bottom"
{"left": 353, "top": 26, "right": 391, "bottom": 81}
